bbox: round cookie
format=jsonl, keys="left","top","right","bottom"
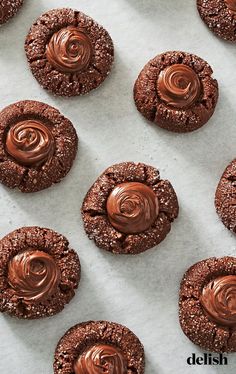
{"left": 215, "top": 159, "right": 236, "bottom": 232}
{"left": 197, "top": 0, "right": 236, "bottom": 42}
{"left": 25, "top": 8, "right": 114, "bottom": 97}
{"left": 0, "top": 0, "right": 23, "bottom": 25}
{"left": 0, "top": 100, "right": 78, "bottom": 192}
{"left": 179, "top": 257, "right": 236, "bottom": 352}
{"left": 134, "top": 51, "right": 218, "bottom": 133}
{"left": 0, "top": 226, "right": 81, "bottom": 319}
{"left": 81, "top": 162, "right": 179, "bottom": 254}
{"left": 54, "top": 320, "right": 145, "bottom": 374}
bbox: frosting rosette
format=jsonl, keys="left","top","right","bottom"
{"left": 157, "top": 64, "right": 201, "bottom": 109}
{"left": 200, "top": 275, "right": 236, "bottom": 327}
{"left": 46, "top": 26, "right": 93, "bottom": 73}
{"left": 106, "top": 182, "right": 159, "bottom": 234}
{"left": 6, "top": 119, "right": 55, "bottom": 166}
{"left": 74, "top": 344, "right": 127, "bottom": 374}
{"left": 8, "top": 249, "right": 60, "bottom": 303}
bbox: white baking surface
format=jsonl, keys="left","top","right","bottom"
{"left": 0, "top": 0, "right": 236, "bottom": 373}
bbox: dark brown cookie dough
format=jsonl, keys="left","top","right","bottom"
{"left": 134, "top": 51, "right": 219, "bottom": 133}
{"left": 215, "top": 159, "right": 236, "bottom": 232}
{"left": 81, "top": 162, "right": 179, "bottom": 254}
{"left": 197, "top": 0, "right": 236, "bottom": 42}
{"left": 54, "top": 320, "right": 145, "bottom": 374}
{"left": 0, "top": 100, "right": 78, "bottom": 192}
{"left": 179, "top": 257, "right": 236, "bottom": 353}
{"left": 0, "top": 0, "right": 23, "bottom": 25}
{"left": 25, "top": 8, "right": 114, "bottom": 97}
{"left": 0, "top": 226, "right": 81, "bottom": 319}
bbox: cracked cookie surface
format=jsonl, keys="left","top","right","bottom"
{"left": 54, "top": 320, "right": 145, "bottom": 374}
{"left": 215, "top": 159, "right": 236, "bottom": 232}
{"left": 0, "top": 0, "right": 23, "bottom": 25}
{"left": 197, "top": 0, "right": 236, "bottom": 42}
{"left": 25, "top": 8, "right": 114, "bottom": 97}
{"left": 0, "top": 100, "right": 78, "bottom": 192}
{"left": 0, "top": 226, "right": 81, "bottom": 319}
{"left": 179, "top": 257, "right": 236, "bottom": 352}
{"left": 81, "top": 162, "right": 179, "bottom": 254}
{"left": 134, "top": 51, "right": 218, "bottom": 133}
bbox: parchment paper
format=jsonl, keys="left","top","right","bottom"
{"left": 0, "top": 0, "right": 236, "bottom": 373}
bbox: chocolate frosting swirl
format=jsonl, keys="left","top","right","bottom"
{"left": 225, "top": 0, "right": 236, "bottom": 12}
{"left": 106, "top": 182, "right": 159, "bottom": 234}
{"left": 6, "top": 120, "right": 55, "bottom": 167}
{"left": 157, "top": 64, "right": 201, "bottom": 109}
{"left": 46, "top": 26, "right": 93, "bottom": 73}
{"left": 200, "top": 275, "right": 236, "bottom": 327}
{"left": 74, "top": 344, "right": 127, "bottom": 374}
{"left": 8, "top": 250, "right": 60, "bottom": 303}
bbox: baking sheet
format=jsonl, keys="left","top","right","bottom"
{"left": 0, "top": 0, "right": 236, "bottom": 373}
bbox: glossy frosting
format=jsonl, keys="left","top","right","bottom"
{"left": 46, "top": 26, "right": 93, "bottom": 73}
{"left": 225, "top": 0, "right": 236, "bottom": 12}
{"left": 8, "top": 250, "right": 60, "bottom": 303}
{"left": 74, "top": 344, "right": 127, "bottom": 374}
{"left": 6, "top": 120, "right": 55, "bottom": 166}
{"left": 157, "top": 64, "right": 201, "bottom": 109}
{"left": 106, "top": 182, "right": 159, "bottom": 234}
{"left": 200, "top": 275, "right": 236, "bottom": 327}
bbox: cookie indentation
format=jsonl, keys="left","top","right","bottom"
{"left": 54, "top": 321, "right": 145, "bottom": 374}
{"left": 157, "top": 64, "right": 201, "bottom": 109}
{"left": 200, "top": 275, "right": 236, "bottom": 327}
{"left": 179, "top": 256, "right": 236, "bottom": 352}
{"left": 46, "top": 26, "right": 93, "bottom": 73}
{"left": 74, "top": 344, "right": 127, "bottom": 374}
{"left": 82, "top": 162, "right": 179, "bottom": 254}
{"left": 8, "top": 249, "right": 60, "bottom": 303}
{"left": 0, "top": 100, "right": 78, "bottom": 193}
{"left": 6, "top": 120, "right": 55, "bottom": 167}
{"left": 107, "top": 182, "right": 159, "bottom": 234}
{"left": 25, "top": 8, "right": 114, "bottom": 96}
{"left": 0, "top": 226, "right": 81, "bottom": 319}
{"left": 134, "top": 51, "right": 218, "bottom": 132}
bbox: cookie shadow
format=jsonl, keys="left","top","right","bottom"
{"left": 143, "top": 88, "right": 236, "bottom": 183}
{"left": 45, "top": 49, "right": 134, "bottom": 129}
{"left": 0, "top": 136, "right": 101, "bottom": 234}
{"left": 96, "top": 202, "right": 212, "bottom": 299}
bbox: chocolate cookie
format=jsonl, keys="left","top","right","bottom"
{"left": 134, "top": 51, "right": 219, "bottom": 132}
{"left": 197, "top": 0, "right": 236, "bottom": 42}
{"left": 0, "top": 226, "right": 81, "bottom": 319}
{"left": 81, "top": 162, "right": 179, "bottom": 254}
{"left": 179, "top": 257, "right": 236, "bottom": 352}
{"left": 0, "top": 0, "right": 23, "bottom": 25}
{"left": 54, "top": 320, "right": 145, "bottom": 374}
{"left": 0, "top": 100, "right": 78, "bottom": 192}
{"left": 215, "top": 159, "right": 236, "bottom": 232}
{"left": 25, "top": 8, "right": 114, "bottom": 97}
